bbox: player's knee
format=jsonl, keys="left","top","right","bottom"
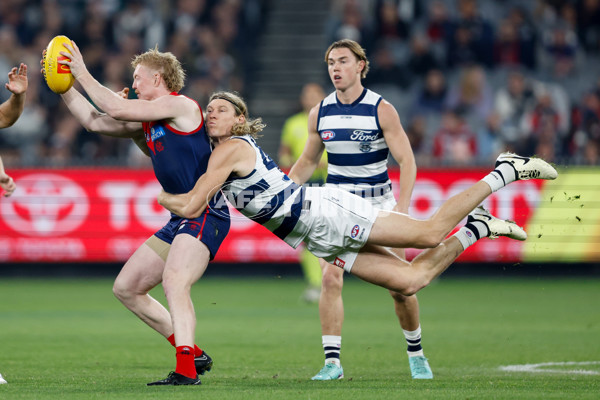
{"left": 321, "top": 266, "right": 343, "bottom": 292}
{"left": 112, "top": 279, "right": 131, "bottom": 303}
{"left": 403, "top": 269, "right": 431, "bottom": 296}
{"left": 401, "top": 284, "right": 422, "bottom": 297}
{"left": 161, "top": 272, "right": 176, "bottom": 297}
{"left": 389, "top": 289, "right": 410, "bottom": 302}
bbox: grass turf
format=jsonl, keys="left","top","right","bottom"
{"left": 0, "top": 275, "right": 599, "bottom": 399}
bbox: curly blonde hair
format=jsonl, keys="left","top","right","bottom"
{"left": 131, "top": 46, "right": 185, "bottom": 92}
{"left": 209, "top": 91, "right": 265, "bottom": 138}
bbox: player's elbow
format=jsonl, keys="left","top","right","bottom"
{"left": 103, "top": 98, "right": 130, "bottom": 120}
{"left": 179, "top": 201, "right": 205, "bottom": 219}
{"left": 106, "top": 106, "right": 128, "bottom": 120}
{"left": 180, "top": 207, "right": 200, "bottom": 219}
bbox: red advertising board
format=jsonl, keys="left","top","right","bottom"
{"left": 0, "top": 168, "right": 549, "bottom": 263}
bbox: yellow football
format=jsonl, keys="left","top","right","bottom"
{"left": 42, "top": 35, "right": 75, "bottom": 94}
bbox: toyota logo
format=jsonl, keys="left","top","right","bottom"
{"left": 1, "top": 173, "right": 89, "bottom": 237}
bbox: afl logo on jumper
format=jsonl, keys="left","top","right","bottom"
{"left": 350, "top": 224, "right": 360, "bottom": 238}
{"left": 321, "top": 130, "right": 335, "bottom": 141}
{"left": 0, "top": 173, "right": 89, "bottom": 237}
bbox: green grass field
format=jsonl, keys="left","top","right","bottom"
{"left": 0, "top": 275, "right": 599, "bottom": 399}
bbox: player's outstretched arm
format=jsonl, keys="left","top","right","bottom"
{"left": 60, "top": 42, "right": 189, "bottom": 123}
{"left": 60, "top": 87, "right": 143, "bottom": 138}
{"left": 288, "top": 105, "right": 325, "bottom": 184}
{"left": 0, "top": 63, "right": 27, "bottom": 129}
{"left": 158, "top": 139, "right": 250, "bottom": 218}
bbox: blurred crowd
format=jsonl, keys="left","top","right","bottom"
{"left": 327, "top": 0, "right": 600, "bottom": 166}
{"left": 0, "top": 0, "right": 599, "bottom": 167}
{"left": 0, "top": 0, "right": 267, "bottom": 167}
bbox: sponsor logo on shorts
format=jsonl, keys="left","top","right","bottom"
{"left": 333, "top": 257, "right": 345, "bottom": 268}
{"left": 466, "top": 231, "right": 472, "bottom": 237}
{"left": 351, "top": 224, "right": 360, "bottom": 238}
{"left": 321, "top": 130, "right": 335, "bottom": 141}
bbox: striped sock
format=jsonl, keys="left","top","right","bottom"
{"left": 454, "top": 217, "right": 489, "bottom": 250}
{"left": 322, "top": 335, "right": 341, "bottom": 367}
{"left": 482, "top": 162, "right": 517, "bottom": 192}
{"left": 403, "top": 326, "right": 424, "bottom": 357}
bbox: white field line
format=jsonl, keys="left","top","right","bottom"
{"left": 499, "top": 361, "right": 600, "bottom": 375}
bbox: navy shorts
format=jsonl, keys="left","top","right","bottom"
{"left": 154, "top": 209, "right": 230, "bottom": 260}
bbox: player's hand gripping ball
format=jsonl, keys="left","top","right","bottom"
{"left": 42, "top": 35, "right": 75, "bottom": 94}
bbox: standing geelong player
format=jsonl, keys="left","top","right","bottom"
{"left": 55, "top": 43, "right": 229, "bottom": 385}
{"left": 288, "top": 39, "right": 431, "bottom": 380}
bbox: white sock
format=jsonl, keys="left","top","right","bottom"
{"left": 453, "top": 215, "right": 490, "bottom": 250}
{"left": 322, "top": 335, "right": 341, "bottom": 366}
{"left": 482, "top": 162, "right": 517, "bottom": 192}
{"left": 403, "top": 326, "right": 424, "bottom": 357}
{"left": 454, "top": 227, "right": 478, "bottom": 250}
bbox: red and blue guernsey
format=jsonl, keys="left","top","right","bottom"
{"left": 143, "top": 93, "right": 230, "bottom": 259}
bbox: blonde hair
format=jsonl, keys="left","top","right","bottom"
{"left": 131, "top": 46, "right": 185, "bottom": 92}
{"left": 324, "top": 39, "right": 370, "bottom": 79}
{"left": 209, "top": 91, "right": 265, "bottom": 138}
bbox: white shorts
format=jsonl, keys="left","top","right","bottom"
{"left": 364, "top": 189, "right": 396, "bottom": 211}
{"left": 299, "top": 186, "right": 381, "bottom": 273}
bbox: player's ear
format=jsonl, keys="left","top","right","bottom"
{"left": 357, "top": 60, "right": 365, "bottom": 74}
{"left": 154, "top": 73, "right": 160, "bottom": 86}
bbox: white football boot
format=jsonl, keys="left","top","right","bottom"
{"left": 468, "top": 206, "right": 527, "bottom": 241}
{"left": 495, "top": 152, "right": 558, "bottom": 181}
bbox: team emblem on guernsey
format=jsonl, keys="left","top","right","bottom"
{"left": 359, "top": 142, "right": 372, "bottom": 152}
{"left": 351, "top": 224, "right": 360, "bottom": 238}
{"left": 321, "top": 130, "right": 335, "bottom": 141}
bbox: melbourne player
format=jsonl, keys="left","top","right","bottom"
{"left": 56, "top": 43, "right": 229, "bottom": 385}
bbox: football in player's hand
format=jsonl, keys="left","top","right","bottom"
{"left": 42, "top": 35, "right": 75, "bottom": 94}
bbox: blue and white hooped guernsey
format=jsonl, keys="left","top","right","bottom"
{"left": 318, "top": 88, "right": 392, "bottom": 198}
{"left": 223, "top": 135, "right": 309, "bottom": 248}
